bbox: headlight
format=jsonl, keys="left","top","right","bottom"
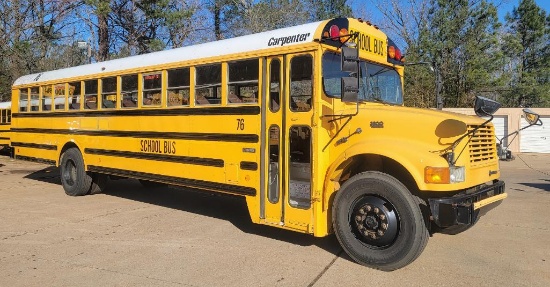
{"left": 449, "top": 166, "right": 465, "bottom": 183}
{"left": 425, "top": 166, "right": 465, "bottom": 184}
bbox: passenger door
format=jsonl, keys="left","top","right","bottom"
{"left": 262, "top": 53, "right": 314, "bottom": 232}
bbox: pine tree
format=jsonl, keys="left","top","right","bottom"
{"left": 417, "top": 0, "right": 502, "bottom": 108}
{"left": 306, "top": 0, "right": 353, "bottom": 21}
{"left": 502, "top": 0, "right": 549, "bottom": 107}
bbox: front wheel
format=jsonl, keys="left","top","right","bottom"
{"left": 332, "top": 171, "right": 428, "bottom": 271}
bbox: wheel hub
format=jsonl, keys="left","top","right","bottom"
{"left": 365, "top": 215, "right": 378, "bottom": 229}
{"left": 351, "top": 195, "right": 399, "bottom": 247}
{"left": 63, "top": 160, "right": 77, "bottom": 187}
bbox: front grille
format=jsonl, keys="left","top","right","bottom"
{"left": 468, "top": 125, "right": 497, "bottom": 167}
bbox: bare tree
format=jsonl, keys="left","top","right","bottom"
{"left": 367, "top": 0, "right": 430, "bottom": 49}
{"left": 0, "top": 0, "right": 82, "bottom": 101}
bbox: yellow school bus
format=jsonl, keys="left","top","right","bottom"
{"left": 10, "top": 18, "right": 508, "bottom": 270}
{"left": 0, "top": 102, "right": 11, "bottom": 150}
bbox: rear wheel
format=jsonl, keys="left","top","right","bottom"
{"left": 332, "top": 171, "right": 428, "bottom": 271}
{"left": 60, "top": 148, "right": 92, "bottom": 196}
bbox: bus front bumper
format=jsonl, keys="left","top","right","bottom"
{"left": 428, "top": 180, "right": 506, "bottom": 228}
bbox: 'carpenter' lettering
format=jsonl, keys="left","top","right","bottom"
{"left": 268, "top": 33, "right": 311, "bottom": 47}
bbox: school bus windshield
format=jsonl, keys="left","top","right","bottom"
{"left": 322, "top": 52, "right": 403, "bottom": 104}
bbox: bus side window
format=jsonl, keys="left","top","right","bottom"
{"left": 68, "top": 81, "right": 82, "bottom": 110}
{"left": 289, "top": 126, "right": 311, "bottom": 209}
{"left": 167, "top": 68, "right": 190, "bottom": 107}
{"left": 45, "top": 86, "right": 53, "bottom": 111}
{"left": 101, "top": 77, "right": 117, "bottom": 109}
{"left": 54, "top": 84, "right": 66, "bottom": 110}
{"left": 143, "top": 72, "right": 162, "bottom": 107}
{"left": 19, "top": 88, "right": 29, "bottom": 112}
{"left": 290, "top": 55, "right": 313, "bottom": 112}
{"left": 30, "top": 87, "right": 39, "bottom": 111}
{"left": 121, "top": 75, "right": 138, "bottom": 108}
{"left": 84, "top": 79, "right": 98, "bottom": 110}
{"left": 268, "top": 125, "right": 280, "bottom": 203}
{"left": 41, "top": 85, "right": 52, "bottom": 111}
{"left": 269, "top": 59, "right": 281, "bottom": 112}
{"left": 195, "top": 64, "right": 221, "bottom": 105}
{"left": 228, "top": 59, "right": 258, "bottom": 104}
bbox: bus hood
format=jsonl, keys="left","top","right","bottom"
{"left": 348, "top": 104, "right": 495, "bottom": 156}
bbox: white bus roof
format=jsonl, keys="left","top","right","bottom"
{"left": 14, "top": 21, "right": 324, "bottom": 86}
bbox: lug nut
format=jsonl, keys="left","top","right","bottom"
{"left": 374, "top": 207, "right": 379, "bottom": 213}
{"left": 365, "top": 205, "right": 372, "bottom": 212}
{"left": 377, "top": 230, "right": 384, "bottom": 236}
{"left": 381, "top": 223, "right": 387, "bottom": 230}
{"left": 379, "top": 214, "right": 386, "bottom": 220}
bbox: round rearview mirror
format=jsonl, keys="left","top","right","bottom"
{"left": 522, "top": 108, "right": 540, "bottom": 125}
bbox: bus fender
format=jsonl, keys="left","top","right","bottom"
{"left": 57, "top": 140, "right": 84, "bottom": 167}
{"left": 323, "top": 139, "right": 446, "bottom": 211}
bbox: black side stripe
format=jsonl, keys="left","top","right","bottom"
{"left": 0, "top": 123, "right": 10, "bottom": 126}
{"left": 12, "top": 106, "right": 260, "bottom": 118}
{"left": 16, "top": 155, "right": 56, "bottom": 165}
{"left": 85, "top": 148, "right": 224, "bottom": 167}
{"left": 0, "top": 137, "right": 9, "bottom": 140}
{"left": 12, "top": 128, "right": 259, "bottom": 143}
{"left": 11, "top": 142, "right": 57, "bottom": 150}
{"left": 240, "top": 161, "right": 258, "bottom": 171}
{"left": 88, "top": 165, "right": 256, "bottom": 196}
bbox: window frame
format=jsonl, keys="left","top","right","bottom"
{"left": 84, "top": 79, "right": 99, "bottom": 110}
{"left": 53, "top": 83, "right": 67, "bottom": 111}
{"left": 142, "top": 72, "right": 163, "bottom": 107}
{"left": 227, "top": 58, "right": 259, "bottom": 105}
{"left": 269, "top": 59, "right": 281, "bottom": 112}
{"left": 121, "top": 74, "right": 138, "bottom": 109}
{"left": 195, "top": 63, "right": 222, "bottom": 106}
{"left": 30, "top": 87, "right": 40, "bottom": 112}
{"left": 101, "top": 76, "right": 118, "bottom": 109}
{"left": 19, "top": 88, "right": 29, "bottom": 112}
{"left": 167, "top": 67, "right": 190, "bottom": 107}
{"left": 289, "top": 54, "right": 313, "bottom": 112}
{"left": 68, "top": 81, "right": 82, "bottom": 110}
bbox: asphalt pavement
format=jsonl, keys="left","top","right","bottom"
{"left": 0, "top": 152, "right": 548, "bottom": 286}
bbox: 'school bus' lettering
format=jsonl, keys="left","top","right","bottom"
{"left": 140, "top": 139, "right": 176, "bottom": 154}
{"left": 10, "top": 17, "right": 507, "bottom": 271}
{"left": 349, "top": 29, "right": 385, "bottom": 57}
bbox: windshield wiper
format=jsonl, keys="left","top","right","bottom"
{"left": 369, "top": 68, "right": 391, "bottom": 77}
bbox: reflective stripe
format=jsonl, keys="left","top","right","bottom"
{"left": 473, "top": 193, "right": 507, "bottom": 210}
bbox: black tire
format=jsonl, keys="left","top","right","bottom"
{"left": 89, "top": 173, "right": 109, "bottom": 195}
{"left": 60, "top": 148, "right": 92, "bottom": 196}
{"left": 332, "top": 171, "right": 429, "bottom": 271}
{"left": 139, "top": 179, "right": 166, "bottom": 189}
